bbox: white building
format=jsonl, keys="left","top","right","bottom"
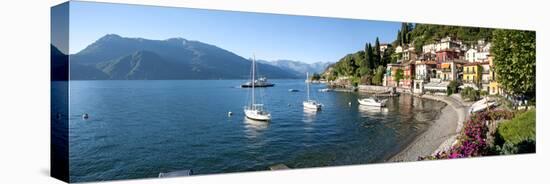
{"left": 422, "top": 43, "right": 436, "bottom": 53}
{"left": 466, "top": 48, "right": 477, "bottom": 62}
{"left": 422, "top": 36, "right": 463, "bottom": 54}
{"left": 415, "top": 62, "right": 429, "bottom": 80}
{"left": 465, "top": 40, "right": 492, "bottom": 63}
{"left": 395, "top": 45, "right": 403, "bottom": 54}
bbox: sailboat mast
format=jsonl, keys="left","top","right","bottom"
{"left": 252, "top": 55, "right": 255, "bottom": 105}
{"left": 306, "top": 72, "right": 310, "bottom": 100}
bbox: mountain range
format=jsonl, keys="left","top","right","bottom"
{"left": 258, "top": 59, "right": 332, "bottom": 77}
{"left": 52, "top": 34, "right": 332, "bottom": 80}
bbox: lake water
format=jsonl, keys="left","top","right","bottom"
{"left": 60, "top": 80, "right": 445, "bottom": 182}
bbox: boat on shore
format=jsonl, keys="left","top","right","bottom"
{"left": 358, "top": 97, "right": 387, "bottom": 107}
{"left": 241, "top": 77, "right": 275, "bottom": 88}
{"left": 469, "top": 97, "right": 498, "bottom": 114}
{"left": 244, "top": 55, "right": 271, "bottom": 121}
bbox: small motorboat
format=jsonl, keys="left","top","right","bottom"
{"left": 288, "top": 89, "right": 299, "bottom": 92}
{"left": 318, "top": 88, "right": 332, "bottom": 92}
{"left": 358, "top": 97, "right": 387, "bottom": 107}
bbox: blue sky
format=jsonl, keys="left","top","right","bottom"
{"left": 69, "top": 1, "right": 400, "bottom": 63}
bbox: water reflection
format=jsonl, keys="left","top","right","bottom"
{"left": 302, "top": 108, "right": 318, "bottom": 123}
{"left": 358, "top": 105, "right": 389, "bottom": 117}
{"left": 243, "top": 118, "right": 269, "bottom": 139}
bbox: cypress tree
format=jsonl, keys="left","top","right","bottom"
{"left": 396, "top": 29, "right": 402, "bottom": 46}
{"left": 374, "top": 37, "right": 381, "bottom": 68}
{"left": 366, "top": 43, "right": 375, "bottom": 69}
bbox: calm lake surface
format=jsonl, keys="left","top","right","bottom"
{"left": 63, "top": 80, "right": 445, "bottom": 182}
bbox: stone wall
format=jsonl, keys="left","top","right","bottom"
{"left": 358, "top": 85, "right": 394, "bottom": 93}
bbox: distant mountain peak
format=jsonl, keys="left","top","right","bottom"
{"left": 98, "top": 34, "right": 123, "bottom": 41}
{"left": 69, "top": 35, "right": 299, "bottom": 79}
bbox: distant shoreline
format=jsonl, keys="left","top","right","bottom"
{"left": 387, "top": 94, "right": 469, "bottom": 162}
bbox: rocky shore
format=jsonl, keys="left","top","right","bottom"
{"left": 388, "top": 94, "right": 470, "bottom": 162}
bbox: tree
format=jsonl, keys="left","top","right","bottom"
{"left": 447, "top": 80, "right": 459, "bottom": 95}
{"left": 400, "top": 22, "right": 410, "bottom": 45}
{"left": 374, "top": 37, "right": 381, "bottom": 68}
{"left": 366, "top": 43, "right": 375, "bottom": 69}
{"left": 381, "top": 45, "right": 393, "bottom": 66}
{"left": 359, "top": 67, "right": 372, "bottom": 77}
{"left": 461, "top": 87, "right": 480, "bottom": 101}
{"left": 492, "top": 29, "right": 536, "bottom": 100}
{"left": 311, "top": 73, "right": 321, "bottom": 81}
{"left": 395, "top": 29, "right": 402, "bottom": 46}
{"left": 371, "top": 66, "right": 385, "bottom": 85}
{"left": 394, "top": 69, "right": 404, "bottom": 87}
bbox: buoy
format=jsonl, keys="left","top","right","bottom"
{"left": 82, "top": 113, "right": 89, "bottom": 120}
{"left": 228, "top": 111, "right": 233, "bottom": 117}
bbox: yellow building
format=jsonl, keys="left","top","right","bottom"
{"left": 488, "top": 55, "right": 502, "bottom": 95}
{"left": 462, "top": 63, "right": 481, "bottom": 84}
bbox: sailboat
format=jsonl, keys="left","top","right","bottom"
{"left": 303, "top": 72, "right": 322, "bottom": 110}
{"left": 244, "top": 55, "right": 271, "bottom": 121}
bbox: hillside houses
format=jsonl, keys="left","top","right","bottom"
{"left": 384, "top": 37, "right": 500, "bottom": 95}
{"left": 465, "top": 40, "right": 492, "bottom": 63}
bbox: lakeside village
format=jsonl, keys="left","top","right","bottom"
{"left": 318, "top": 25, "right": 536, "bottom": 160}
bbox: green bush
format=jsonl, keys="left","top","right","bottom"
{"left": 460, "top": 87, "right": 479, "bottom": 101}
{"left": 497, "top": 109, "right": 536, "bottom": 144}
{"left": 447, "top": 80, "right": 459, "bottom": 95}
{"left": 493, "top": 109, "right": 536, "bottom": 154}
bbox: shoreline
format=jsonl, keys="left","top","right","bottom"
{"left": 388, "top": 94, "right": 469, "bottom": 162}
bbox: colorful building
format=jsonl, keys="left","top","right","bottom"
{"left": 465, "top": 40, "right": 492, "bottom": 63}
{"left": 463, "top": 63, "right": 482, "bottom": 86}
{"left": 436, "top": 49, "right": 461, "bottom": 63}
{"left": 480, "top": 62, "right": 491, "bottom": 91}
{"left": 488, "top": 55, "right": 503, "bottom": 95}
{"left": 384, "top": 63, "right": 402, "bottom": 87}
{"left": 401, "top": 62, "right": 415, "bottom": 89}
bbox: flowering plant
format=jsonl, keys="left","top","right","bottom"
{"left": 419, "top": 110, "right": 515, "bottom": 160}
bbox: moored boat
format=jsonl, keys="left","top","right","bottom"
{"left": 303, "top": 72, "right": 322, "bottom": 110}
{"left": 241, "top": 77, "right": 275, "bottom": 88}
{"left": 358, "top": 97, "right": 387, "bottom": 107}
{"left": 244, "top": 55, "right": 271, "bottom": 121}
{"left": 469, "top": 98, "right": 498, "bottom": 113}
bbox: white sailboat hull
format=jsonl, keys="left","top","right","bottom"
{"left": 244, "top": 108, "right": 271, "bottom": 121}
{"left": 303, "top": 100, "right": 322, "bottom": 110}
